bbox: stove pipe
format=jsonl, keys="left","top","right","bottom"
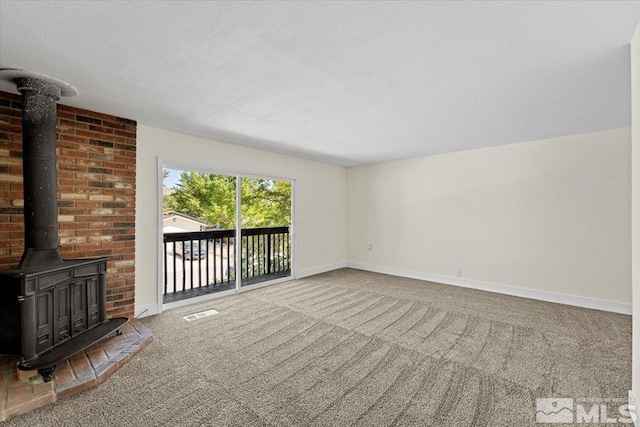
{"left": 0, "top": 69, "right": 77, "bottom": 269}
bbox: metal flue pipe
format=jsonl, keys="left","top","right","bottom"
{"left": 0, "top": 69, "right": 77, "bottom": 269}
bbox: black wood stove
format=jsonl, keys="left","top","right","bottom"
{"left": 0, "top": 69, "right": 127, "bottom": 382}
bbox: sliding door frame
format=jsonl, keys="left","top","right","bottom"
{"left": 156, "top": 158, "right": 297, "bottom": 313}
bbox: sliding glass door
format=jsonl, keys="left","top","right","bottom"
{"left": 161, "top": 166, "right": 293, "bottom": 305}
{"left": 162, "top": 170, "right": 238, "bottom": 303}
{"left": 240, "top": 177, "right": 292, "bottom": 288}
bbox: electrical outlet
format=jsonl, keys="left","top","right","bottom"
{"left": 367, "top": 242, "right": 373, "bottom": 250}
{"left": 456, "top": 268, "right": 462, "bottom": 277}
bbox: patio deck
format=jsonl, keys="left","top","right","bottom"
{"left": 163, "top": 269, "right": 292, "bottom": 304}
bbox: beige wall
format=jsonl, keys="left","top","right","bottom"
{"left": 631, "top": 21, "right": 640, "bottom": 397}
{"left": 136, "top": 118, "right": 632, "bottom": 317}
{"left": 135, "top": 125, "right": 347, "bottom": 314}
{"left": 348, "top": 128, "right": 631, "bottom": 307}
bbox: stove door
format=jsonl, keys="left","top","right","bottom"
{"left": 54, "top": 283, "right": 71, "bottom": 344}
{"left": 35, "top": 290, "right": 54, "bottom": 353}
{"left": 71, "top": 280, "right": 88, "bottom": 336}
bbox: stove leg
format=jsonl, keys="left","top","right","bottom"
{"left": 38, "top": 365, "right": 56, "bottom": 383}
{"left": 115, "top": 329, "right": 122, "bottom": 336}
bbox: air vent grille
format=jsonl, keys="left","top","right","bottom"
{"left": 183, "top": 309, "right": 218, "bottom": 321}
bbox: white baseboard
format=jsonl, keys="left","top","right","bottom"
{"left": 346, "top": 262, "right": 632, "bottom": 315}
{"left": 630, "top": 390, "right": 639, "bottom": 427}
{"left": 135, "top": 303, "right": 160, "bottom": 319}
{"left": 298, "top": 261, "right": 347, "bottom": 278}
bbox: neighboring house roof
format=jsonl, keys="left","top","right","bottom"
{"left": 162, "top": 186, "right": 175, "bottom": 196}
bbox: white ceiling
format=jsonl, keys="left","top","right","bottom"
{"left": 1, "top": 1, "right": 639, "bottom": 166}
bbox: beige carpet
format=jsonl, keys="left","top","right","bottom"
{"left": 6, "top": 268, "right": 631, "bottom": 426}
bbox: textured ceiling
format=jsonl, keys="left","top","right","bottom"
{"left": 1, "top": 1, "right": 639, "bottom": 166}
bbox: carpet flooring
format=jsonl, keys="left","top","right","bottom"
{"left": 5, "top": 268, "right": 631, "bottom": 426}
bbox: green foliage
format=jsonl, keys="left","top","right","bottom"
{"left": 241, "top": 179, "right": 291, "bottom": 228}
{"left": 164, "top": 171, "right": 291, "bottom": 230}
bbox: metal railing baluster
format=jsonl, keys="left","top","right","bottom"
{"left": 163, "top": 227, "right": 290, "bottom": 302}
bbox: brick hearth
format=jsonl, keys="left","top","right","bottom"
{"left": 0, "top": 319, "right": 152, "bottom": 422}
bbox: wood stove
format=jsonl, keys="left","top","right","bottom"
{"left": 0, "top": 69, "right": 127, "bottom": 382}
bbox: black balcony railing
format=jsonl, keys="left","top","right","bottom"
{"left": 163, "top": 226, "right": 291, "bottom": 303}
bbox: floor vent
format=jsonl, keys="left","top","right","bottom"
{"left": 183, "top": 309, "right": 219, "bottom": 321}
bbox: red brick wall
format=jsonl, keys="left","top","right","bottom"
{"left": 0, "top": 91, "right": 136, "bottom": 318}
